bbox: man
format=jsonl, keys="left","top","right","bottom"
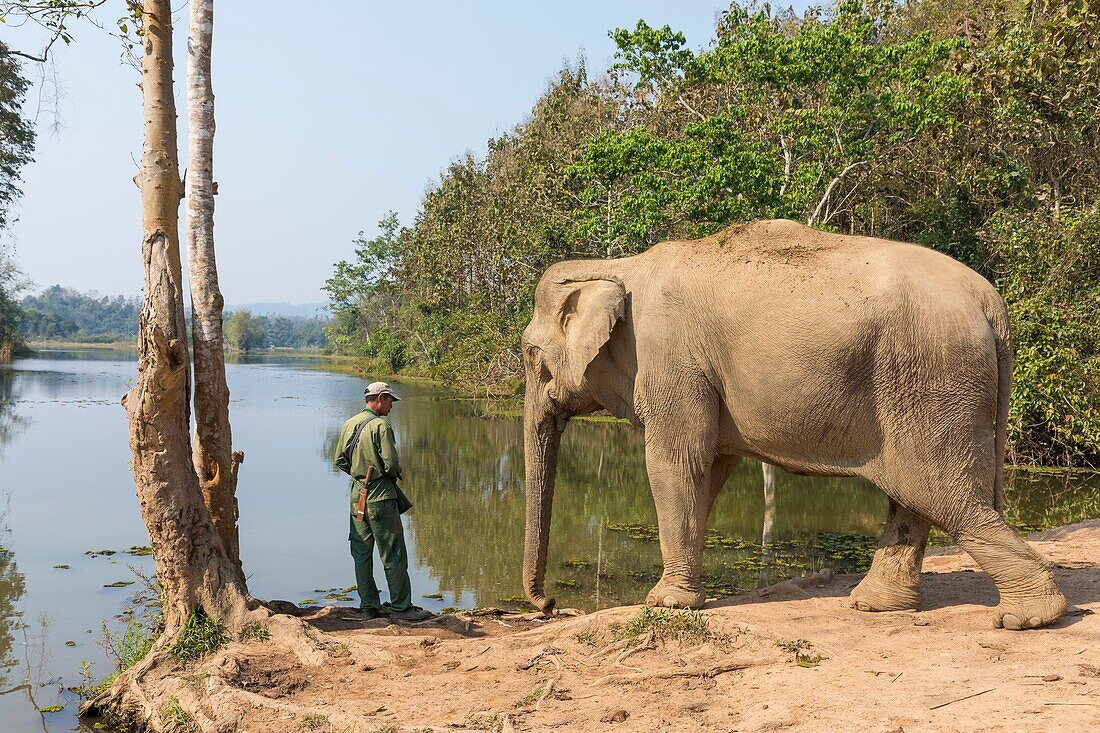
{"left": 334, "top": 381, "right": 431, "bottom": 621}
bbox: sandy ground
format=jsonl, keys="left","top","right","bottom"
{"left": 191, "top": 521, "right": 1099, "bottom": 733}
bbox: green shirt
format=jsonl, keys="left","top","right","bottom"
{"left": 334, "top": 408, "right": 401, "bottom": 503}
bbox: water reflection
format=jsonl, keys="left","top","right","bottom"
{"left": 332, "top": 387, "right": 889, "bottom": 610}
{"left": 329, "top": 382, "right": 1099, "bottom": 612}
{"left": 0, "top": 495, "right": 25, "bottom": 691}
{"left": 0, "top": 368, "right": 31, "bottom": 456}
{"left": 0, "top": 493, "right": 60, "bottom": 733}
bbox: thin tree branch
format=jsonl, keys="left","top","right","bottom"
{"left": 0, "top": 1, "right": 109, "bottom": 62}
{"left": 808, "top": 160, "right": 867, "bottom": 227}
{"left": 779, "top": 136, "right": 792, "bottom": 197}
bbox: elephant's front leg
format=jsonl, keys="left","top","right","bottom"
{"left": 643, "top": 438, "right": 718, "bottom": 610}
{"left": 849, "top": 498, "right": 930, "bottom": 612}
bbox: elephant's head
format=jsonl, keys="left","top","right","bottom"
{"left": 521, "top": 266, "right": 627, "bottom": 613}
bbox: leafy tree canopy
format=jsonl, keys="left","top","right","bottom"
{"left": 327, "top": 0, "right": 1099, "bottom": 466}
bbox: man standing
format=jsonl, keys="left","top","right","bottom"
{"left": 334, "top": 381, "right": 431, "bottom": 621}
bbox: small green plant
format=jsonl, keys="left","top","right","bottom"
{"left": 512, "top": 682, "right": 546, "bottom": 709}
{"left": 777, "top": 639, "right": 824, "bottom": 667}
{"left": 613, "top": 607, "right": 720, "bottom": 645}
{"left": 574, "top": 628, "right": 599, "bottom": 647}
{"left": 463, "top": 712, "right": 503, "bottom": 732}
{"left": 182, "top": 672, "right": 209, "bottom": 694}
{"left": 238, "top": 622, "right": 270, "bottom": 642}
{"left": 300, "top": 712, "right": 329, "bottom": 730}
{"left": 103, "top": 617, "right": 159, "bottom": 674}
{"left": 159, "top": 696, "right": 199, "bottom": 733}
{"left": 170, "top": 609, "right": 229, "bottom": 663}
{"left": 39, "top": 704, "right": 64, "bottom": 713}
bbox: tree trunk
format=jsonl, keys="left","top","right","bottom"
{"left": 123, "top": 0, "right": 249, "bottom": 633}
{"left": 185, "top": 0, "right": 245, "bottom": 586}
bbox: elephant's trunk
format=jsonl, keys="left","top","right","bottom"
{"left": 522, "top": 393, "right": 563, "bottom": 615}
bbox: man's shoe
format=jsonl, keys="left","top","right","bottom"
{"left": 361, "top": 607, "right": 388, "bottom": 621}
{"left": 390, "top": 605, "right": 432, "bottom": 621}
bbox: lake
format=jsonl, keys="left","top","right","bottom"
{"left": 0, "top": 350, "right": 1096, "bottom": 732}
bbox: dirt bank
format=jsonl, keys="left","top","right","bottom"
{"left": 141, "top": 521, "right": 1099, "bottom": 732}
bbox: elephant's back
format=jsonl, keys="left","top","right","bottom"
{"left": 647, "top": 220, "right": 999, "bottom": 310}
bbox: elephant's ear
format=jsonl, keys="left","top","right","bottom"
{"left": 554, "top": 277, "right": 626, "bottom": 393}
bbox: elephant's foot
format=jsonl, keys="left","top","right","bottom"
{"left": 848, "top": 572, "right": 920, "bottom": 613}
{"left": 645, "top": 578, "right": 705, "bottom": 610}
{"left": 992, "top": 590, "right": 1067, "bottom": 630}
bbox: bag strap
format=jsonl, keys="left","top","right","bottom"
{"left": 343, "top": 415, "right": 386, "bottom": 476}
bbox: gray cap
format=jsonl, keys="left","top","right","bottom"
{"left": 364, "top": 381, "right": 401, "bottom": 400}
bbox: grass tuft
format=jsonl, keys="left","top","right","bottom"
{"left": 777, "top": 638, "right": 824, "bottom": 667}
{"left": 159, "top": 696, "right": 199, "bottom": 733}
{"left": 512, "top": 682, "right": 546, "bottom": 708}
{"left": 170, "top": 609, "right": 229, "bottom": 663}
{"left": 299, "top": 712, "right": 329, "bottom": 730}
{"left": 238, "top": 621, "right": 271, "bottom": 642}
{"left": 463, "top": 712, "right": 503, "bottom": 732}
{"left": 613, "top": 607, "right": 723, "bottom": 645}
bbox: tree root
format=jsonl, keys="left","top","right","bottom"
{"left": 614, "top": 630, "right": 654, "bottom": 672}
{"left": 593, "top": 659, "right": 756, "bottom": 686}
{"left": 83, "top": 608, "right": 339, "bottom": 731}
{"left": 536, "top": 674, "right": 561, "bottom": 710}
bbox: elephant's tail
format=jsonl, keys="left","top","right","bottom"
{"left": 990, "top": 305, "right": 1013, "bottom": 515}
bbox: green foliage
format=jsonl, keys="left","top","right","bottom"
{"left": 983, "top": 206, "right": 1100, "bottom": 466}
{"left": 223, "top": 309, "right": 266, "bottom": 352}
{"left": 169, "top": 609, "right": 228, "bottom": 664}
{"left": 159, "top": 696, "right": 198, "bottom": 733}
{"left": 776, "top": 638, "right": 824, "bottom": 667}
{"left": 327, "top": 0, "right": 1100, "bottom": 464}
{"left": 0, "top": 43, "right": 35, "bottom": 232}
{"left": 0, "top": 248, "right": 26, "bottom": 356}
{"left": 299, "top": 713, "right": 329, "bottom": 731}
{"left": 238, "top": 621, "right": 270, "bottom": 642}
{"left": 19, "top": 285, "right": 140, "bottom": 342}
{"left": 512, "top": 682, "right": 546, "bottom": 709}
{"left": 462, "top": 712, "right": 502, "bottom": 733}
{"left": 612, "top": 607, "right": 719, "bottom": 644}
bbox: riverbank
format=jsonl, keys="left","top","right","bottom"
{"left": 27, "top": 340, "right": 137, "bottom": 351}
{"left": 104, "top": 521, "right": 1099, "bottom": 732}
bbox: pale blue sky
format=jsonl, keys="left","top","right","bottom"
{"left": 5, "top": 1, "right": 805, "bottom": 304}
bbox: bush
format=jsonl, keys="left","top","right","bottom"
{"left": 983, "top": 207, "right": 1100, "bottom": 466}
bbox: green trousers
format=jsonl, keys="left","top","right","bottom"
{"left": 349, "top": 498, "right": 413, "bottom": 612}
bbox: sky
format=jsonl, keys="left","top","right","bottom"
{"left": 4, "top": 1, "right": 757, "bottom": 304}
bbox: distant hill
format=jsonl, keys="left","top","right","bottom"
{"left": 225, "top": 302, "right": 328, "bottom": 318}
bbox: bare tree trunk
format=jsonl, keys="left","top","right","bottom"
{"left": 122, "top": 0, "right": 249, "bottom": 633}
{"left": 185, "top": 0, "right": 245, "bottom": 586}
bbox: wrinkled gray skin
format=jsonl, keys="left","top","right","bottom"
{"left": 522, "top": 220, "right": 1066, "bottom": 630}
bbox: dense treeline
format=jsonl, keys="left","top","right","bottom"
{"left": 0, "top": 43, "right": 36, "bottom": 360}
{"left": 223, "top": 309, "right": 328, "bottom": 351}
{"left": 20, "top": 285, "right": 142, "bottom": 342}
{"left": 327, "top": 0, "right": 1099, "bottom": 467}
{"left": 17, "top": 286, "right": 329, "bottom": 349}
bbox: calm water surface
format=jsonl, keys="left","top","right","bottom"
{"left": 0, "top": 350, "right": 1096, "bottom": 732}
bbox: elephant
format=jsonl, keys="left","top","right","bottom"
{"left": 521, "top": 219, "right": 1067, "bottom": 630}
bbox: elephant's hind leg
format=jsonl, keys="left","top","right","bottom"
{"left": 849, "top": 499, "right": 930, "bottom": 612}
{"left": 946, "top": 504, "right": 1066, "bottom": 629}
